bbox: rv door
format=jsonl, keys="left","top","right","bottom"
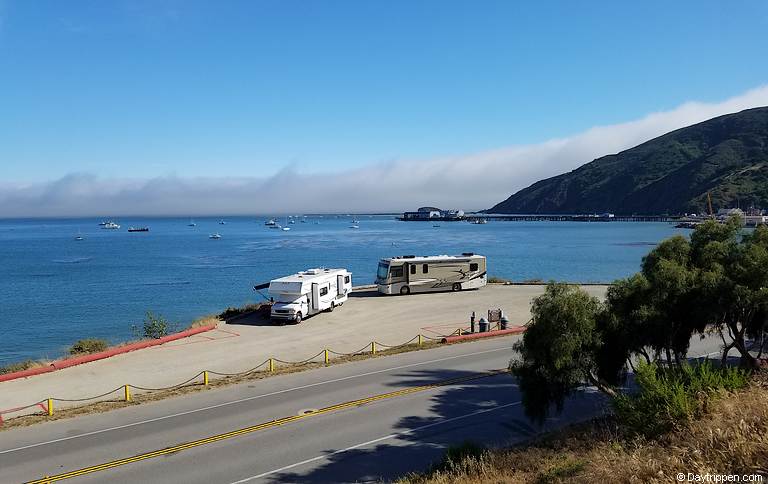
{"left": 311, "top": 283, "right": 320, "bottom": 311}
{"left": 337, "top": 275, "right": 345, "bottom": 296}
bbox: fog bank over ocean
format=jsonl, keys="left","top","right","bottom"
{"left": 3, "top": 86, "right": 768, "bottom": 218}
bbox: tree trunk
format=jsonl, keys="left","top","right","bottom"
{"left": 587, "top": 372, "right": 617, "bottom": 398}
{"left": 721, "top": 341, "right": 735, "bottom": 367}
{"left": 734, "top": 341, "right": 758, "bottom": 369}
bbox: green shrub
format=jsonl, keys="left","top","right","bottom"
{"left": 613, "top": 360, "right": 750, "bottom": 437}
{"left": 133, "top": 311, "right": 178, "bottom": 339}
{"left": 69, "top": 338, "right": 108, "bottom": 355}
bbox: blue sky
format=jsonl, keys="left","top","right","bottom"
{"left": 1, "top": 0, "right": 767, "bottom": 182}
{"left": 0, "top": 1, "right": 767, "bottom": 215}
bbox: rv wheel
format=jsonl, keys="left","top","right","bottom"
{"left": 452, "top": 283, "right": 462, "bottom": 292}
{"left": 400, "top": 286, "right": 411, "bottom": 295}
{"left": 328, "top": 302, "right": 335, "bottom": 312}
{"left": 294, "top": 312, "right": 303, "bottom": 324}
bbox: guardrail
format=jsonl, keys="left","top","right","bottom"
{"left": 0, "top": 324, "right": 524, "bottom": 424}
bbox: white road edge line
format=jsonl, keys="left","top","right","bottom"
{"left": 0, "top": 344, "right": 514, "bottom": 455}
{"left": 229, "top": 401, "right": 523, "bottom": 483}
{"left": 229, "top": 348, "right": 727, "bottom": 482}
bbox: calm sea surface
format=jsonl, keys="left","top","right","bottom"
{"left": 0, "top": 216, "right": 686, "bottom": 365}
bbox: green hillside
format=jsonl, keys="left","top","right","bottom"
{"left": 487, "top": 107, "right": 768, "bottom": 215}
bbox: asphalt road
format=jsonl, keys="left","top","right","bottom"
{"left": 0, "top": 335, "right": 727, "bottom": 484}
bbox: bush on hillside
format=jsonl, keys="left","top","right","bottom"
{"left": 0, "top": 359, "right": 41, "bottom": 375}
{"left": 133, "top": 311, "right": 178, "bottom": 340}
{"left": 69, "top": 338, "right": 109, "bottom": 355}
{"left": 613, "top": 360, "right": 750, "bottom": 437}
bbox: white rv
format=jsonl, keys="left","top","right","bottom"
{"left": 376, "top": 253, "right": 487, "bottom": 295}
{"left": 269, "top": 268, "right": 352, "bottom": 323}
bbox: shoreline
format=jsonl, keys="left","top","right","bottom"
{"left": 0, "top": 282, "right": 613, "bottom": 370}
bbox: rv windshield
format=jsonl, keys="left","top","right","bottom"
{"left": 377, "top": 262, "right": 390, "bottom": 281}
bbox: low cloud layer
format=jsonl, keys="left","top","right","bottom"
{"left": 2, "top": 86, "right": 768, "bottom": 217}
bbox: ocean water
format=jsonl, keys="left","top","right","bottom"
{"left": 0, "top": 216, "right": 686, "bottom": 365}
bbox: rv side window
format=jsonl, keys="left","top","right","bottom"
{"left": 391, "top": 266, "right": 403, "bottom": 278}
{"left": 470, "top": 263, "right": 478, "bottom": 271}
{"left": 410, "top": 265, "right": 416, "bottom": 275}
{"left": 422, "top": 264, "right": 428, "bottom": 274}
{"left": 344, "top": 275, "right": 350, "bottom": 284}
{"left": 320, "top": 286, "right": 328, "bottom": 296}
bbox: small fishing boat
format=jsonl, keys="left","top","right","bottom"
{"left": 188, "top": 219, "right": 197, "bottom": 227}
{"left": 433, "top": 224, "right": 441, "bottom": 228}
{"left": 128, "top": 227, "right": 149, "bottom": 232}
{"left": 219, "top": 220, "right": 226, "bottom": 225}
{"left": 349, "top": 224, "right": 360, "bottom": 229}
{"left": 75, "top": 229, "right": 85, "bottom": 241}
{"left": 209, "top": 233, "right": 222, "bottom": 239}
{"left": 264, "top": 219, "right": 278, "bottom": 226}
{"left": 282, "top": 227, "right": 291, "bottom": 231}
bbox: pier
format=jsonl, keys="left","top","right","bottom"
{"left": 398, "top": 213, "right": 673, "bottom": 222}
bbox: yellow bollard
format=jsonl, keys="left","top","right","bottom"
{"left": 124, "top": 384, "right": 131, "bottom": 402}
{"left": 324, "top": 349, "right": 329, "bottom": 365}
{"left": 371, "top": 341, "right": 377, "bottom": 355}
{"left": 418, "top": 334, "right": 423, "bottom": 346}
{"left": 269, "top": 358, "right": 275, "bottom": 372}
{"left": 47, "top": 398, "right": 53, "bottom": 416}
{"left": 203, "top": 371, "right": 209, "bottom": 386}
{"left": 458, "top": 328, "right": 463, "bottom": 336}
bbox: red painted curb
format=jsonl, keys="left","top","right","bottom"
{"left": 441, "top": 327, "right": 526, "bottom": 344}
{"left": 0, "top": 325, "right": 217, "bottom": 383}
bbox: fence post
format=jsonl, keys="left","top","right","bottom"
{"left": 203, "top": 371, "right": 209, "bottom": 386}
{"left": 269, "top": 358, "right": 275, "bottom": 372}
{"left": 47, "top": 398, "right": 53, "bottom": 416}
{"left": 124, "top": 384, "right": 132, "bottom": 402}
{"left": 418, "top": 334, "right": 423, "bottom": 346}
{"left": 324, "top": 349, "right": 329, "bottom": 365}
{"left": 371, "top": 342, "right": 377, "bottom": 355}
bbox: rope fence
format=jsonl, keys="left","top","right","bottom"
{"left": 0, "top": 324, "right": 524, "bottom": 423}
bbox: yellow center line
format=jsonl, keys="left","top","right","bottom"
{"left": 28, "top": 369, "right": 508, "bottom": 483}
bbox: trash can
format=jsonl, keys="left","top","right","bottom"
{"left": 500, "top": 316, "right": 509, "bottom": 330}
{"left": 478, "top": 317, "right": 489, "bottom": 333}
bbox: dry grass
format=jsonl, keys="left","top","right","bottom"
{"left": 188, "top": 315, "right": 221, "bottom": 329}
{"left": 487, "top": 276, "right": 512, "bottom": 284}
{"left": 0, "top": 359, "right": 50, "bottom": 375}
{"left": 397, "top": 375, "right": 768, "bottom": 484}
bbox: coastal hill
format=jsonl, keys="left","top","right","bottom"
{"left": 486, "top": 107, "right": 768, "bottom": 215}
